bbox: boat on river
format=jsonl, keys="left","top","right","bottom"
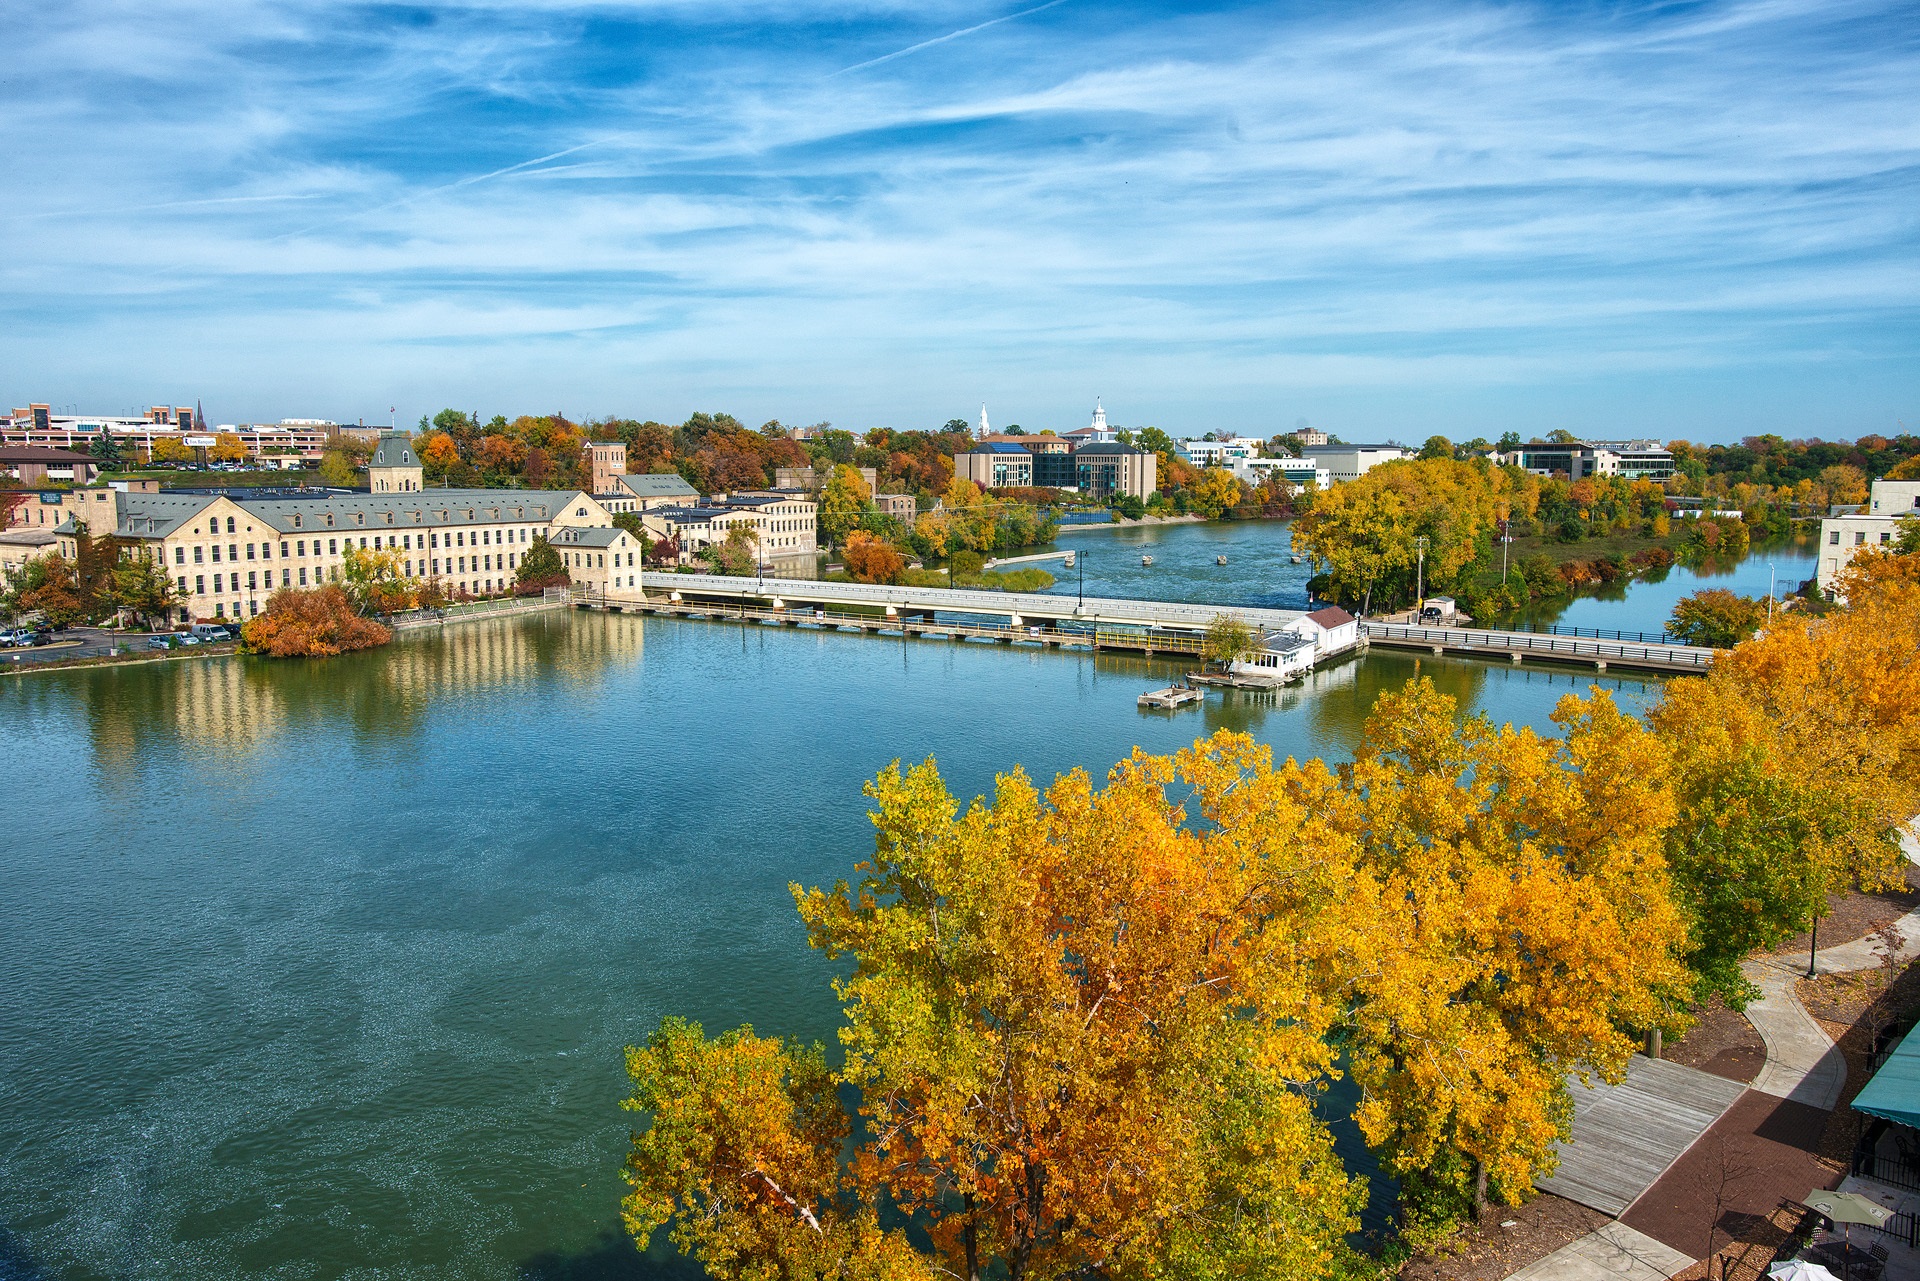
{"left": 1142, "top": 555, "right": 1153, "bottom": 566}
{"left": 1217, "top": 555, "right": 1228, "bottom": 565}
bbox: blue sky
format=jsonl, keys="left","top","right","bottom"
{"left": 4, "top": 0, "right": 1917, "bottom": 441}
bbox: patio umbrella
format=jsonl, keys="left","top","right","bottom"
{"left": 1768, "top": 1263, "right": 1840, "bottom": 1281}
{"left": 1805, "top": 1191, "right": 1895, "bottom": 1228}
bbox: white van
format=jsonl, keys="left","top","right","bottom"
{"left": 190, "top": 623, "right": 231, "bottom": 642}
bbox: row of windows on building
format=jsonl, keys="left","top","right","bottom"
{"left": 1831, "top": 529, "right": 1896, "bottom": 546}
{"left": 171, "top": 524, "right": 541, "bottom": 566}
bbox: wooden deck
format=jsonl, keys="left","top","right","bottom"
{"left": 1539, "top": 1056, "right": 1749, "bottom": 1216}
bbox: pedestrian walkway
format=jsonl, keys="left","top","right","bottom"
{"left": 1503, "top": 1222, "right": 1691, "bottom": 1281}
{"left": 1500, "top": 831, "right": 1920, "bottom": 1281}
{"left": 1539, "top": 1056, "right": 1747, "bottom": 1215}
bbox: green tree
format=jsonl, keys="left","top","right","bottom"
{"left": 1202, "top": 613, "right": 1257, "bottom": 665}
{"left": 819, "top": 465, "right": 872, "bottom": 548}
{"left": 90, "top": 429, "right": 124, "bottom": 467}
{"left": 1668, "top": 588, "right": 1766, "bottom": 648}
{"left": 701, "top": 523, "right": 759, "bottom": 576}
{"left": 106, "top": 550, "right": 181, "bottom": 629}
{"left": 341, "top": 545, "right": 419, "bottom": 615}
{"left": 1419, "top": 434, "right": 1454, "bottom": 460}
{"left": 1136, "top": 426, "right": 1174, "bottom": 455}
{"left": 515, "top": 535, "right": 570, "bottom": 591}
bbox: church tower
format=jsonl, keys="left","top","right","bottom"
{"left": 367, "top": 430, "right": 424, "bottom": 493}
{"left": 1091, "top": 399, "right": 1107, "bottom": 433}
{"left": 978, "top": 403, "right": 990, "bottom": 438}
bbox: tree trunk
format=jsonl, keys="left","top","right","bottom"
{"left": 1472, "top": 1159, "right": 1489, "bottom": 1223}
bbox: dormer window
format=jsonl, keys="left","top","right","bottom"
{"left": 355, "top": 513, "right": 364, "bottom": 526}
{"left": 292, "top": 515, "right": 303, "bottom": 529}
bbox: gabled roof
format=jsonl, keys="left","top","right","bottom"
{"left": 619, "top": 472, "right": 700, "bottom": 499}
{"left": 1304, "top": 606, "right": 1356, "bottom": 628}
{"left": 108, "top": 489, "right": 587, "bottom": 538}
{"left": 551, "top": 526, "right": 626, "bottom": 547}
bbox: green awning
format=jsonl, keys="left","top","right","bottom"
{"left": 1852, "top": 1025, "right": 1920, "bottom": 1130}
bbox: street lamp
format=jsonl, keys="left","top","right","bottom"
{"left": 1077, "top": 551, "right": 1087, "bottom": 608}
{"left": 1767, "top": 562, "right": 1776, "bottom": 622}
{"left": 1414, "top": 535, "right": 1430, "bottom": 614}
{"left": 1499, "top": 519, "right": 1510, "bottom": 585}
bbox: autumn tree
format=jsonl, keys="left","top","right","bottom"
{"left": 318, "top": 449, "right": 360, "bottom": 488}
{"left": 1313, "top": 681, "right": 1690, "bottom": 1223}
{"left": 150, "top": 437, "right": 193, "bottom": 464}
{"left": 819, "top": 465, "right": 873, "bottom": 548}
{"left": 841, "top": 531, "right": 904, "bottom": 584}
{"left": 341, "top": 545, "right": 419, "bottom": 615}
{"left": 1652, "top": 562, "right": 1920, "bottom": 997}
{"left": 239, "top": 585, "right": 391, "bottom": 657}
{"left": 210, "top": 432, "right": 250, "bottom": 464}
{"left": 418, "top": 432, "right": 462, "bottom": 479}
{"left": 1668, "top": 587, "right": 1767, "bottom": 648}
{"left": 626, "top": 738, "right": 1370, "bottom": 1280}
{"left": 3, "top": 552, "right": 84, "bottom": 627}
{"left": 1183, "top": 466, "right": 1243, "bottom": 519}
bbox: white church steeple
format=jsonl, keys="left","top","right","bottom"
{"left": 978, "top": 403, "right": 990, "bottom": 438}
{"left": 1091, "top": 399, "right": 1107, "bottom": 433}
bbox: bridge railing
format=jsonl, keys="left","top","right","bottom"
{"left": 1362, "top": 622, "right": 1714, "bottom": 668}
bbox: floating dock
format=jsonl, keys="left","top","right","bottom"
{"left": 1138, "top": 685, "right": 1205, "bottom": 709}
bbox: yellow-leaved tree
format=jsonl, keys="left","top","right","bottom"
{"left": 1306, "top": 681, "right": 1690, "bottom": 1226}
{"left": 625, "top": 736, "right": 1367, "bottom": 1281}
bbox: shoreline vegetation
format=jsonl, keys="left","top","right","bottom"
{"left": 618, "top": 539, "right": 1920, "bottom": 1280}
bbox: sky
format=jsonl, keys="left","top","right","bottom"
{"left": 3, "top": 0, "right": 1918, "bottom": 442}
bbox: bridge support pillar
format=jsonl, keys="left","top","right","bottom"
{"left": 1594, "top": 660, "right": 1607, "bottom": 672}
{"left": 1432, "top": 645, "right": 1445, "bottom": 656}
{"left": 1510, "top": 652, "right": 1522, "bottom": 664}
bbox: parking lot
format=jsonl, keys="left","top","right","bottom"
{"left": 1, "top": 626, "right": 237, "bottom": 666}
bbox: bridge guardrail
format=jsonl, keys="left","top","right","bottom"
{"left": 1362, "top": 622, "right": 1714, "bottom": 668}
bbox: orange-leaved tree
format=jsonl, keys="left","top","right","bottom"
{"left": 841, "top": 531, "right": 904, "bottom": 585}
{"left": 624, "top": 735, "right": 1366, "bottom": 1281}
{"left": 1306, "top": 680, "right": 1690, "bottom": 1226}
{"left": 240, "top": 585, "right": 392, "bottom": 657}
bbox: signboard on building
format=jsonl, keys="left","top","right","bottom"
{"left": 184, "top": 435, "right": 216, "bottom": 448}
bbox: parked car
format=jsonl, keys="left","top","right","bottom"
{"left": 146, "top": 636, "right": 174, "bottom": 651}
{"left": 20, "top": 631, "right": 52, "bottom": 647}
{"left": 189, "top": 623, "right": 230, "bottom": 643}
{"left": 0, "top": 629, "right": 26, "bottom": 647}
{"left": 172, "top": 632, "right": 201, "bottom": 646}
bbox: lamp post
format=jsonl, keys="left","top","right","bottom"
{"left": 1768, "top": 563, "right": 1776, "bottom": 622}
{"left": 1414, "top": 535, "right": 1430, "bottom": 614}
{"left": 1499, "top": 519, "right": 1511, "bottom": 585}
{"left": 1078, "top": 551, "right": 1087, "bottom": 608}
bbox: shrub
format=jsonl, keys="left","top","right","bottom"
{"left": 240, "top": 586, "right": 391, "bottom": 657}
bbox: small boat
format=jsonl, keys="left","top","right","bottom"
{"left": 1142, "top": 555, "right": 1153, "bottom": 566}
{"left": 1290, "top": 554, "right": 1303, "bottom": 564}
{"left": 1216, "top": 555, "right": 1228, "bottom": 565}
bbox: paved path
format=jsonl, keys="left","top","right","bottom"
{"left": 1540, "top": 1057, "right": 1747, "bottom": 1215}
{"left": 1500, "top": 829, "right": 1920, "bottom": 1281}
{"left": 1503, "top": 1223, "right": 1692, "bottom": 1281}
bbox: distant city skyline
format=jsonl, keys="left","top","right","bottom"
{"left": 4, "top": 1, "right": 1917, "bottom": 444}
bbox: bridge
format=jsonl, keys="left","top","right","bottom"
{"left": 588, "top": 574, "right": 1716, "bottom": 673}
{"left": 632, "top": 571, "right": 1304, "bottom": 633}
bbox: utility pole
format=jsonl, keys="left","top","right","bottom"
{"left": 1500, "top": 519, "right": 1510, "bottom": 584}
{"left": 1077, "top": 552, "right": 1086, "bottom": 608}
{"left": 1768, "top": 563, "right": 1776, "bottom": 622}
{"left": 1414, "top": 535, "right": 1430, "bottom": 614}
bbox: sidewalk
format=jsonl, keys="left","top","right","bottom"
{"left": 1498, "top": 836, "right": 1920, "bottom": 1281}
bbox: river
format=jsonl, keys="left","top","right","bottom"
{"left": 1049, "top": 518, "right": 1816, "bottom": 636}
{"left": 1, "top": 527, "right": 1727, "bottom": 1279}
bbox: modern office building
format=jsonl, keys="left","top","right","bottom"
{"left": 955, "top": 441, "right": 1035, "bottom": 490}
{"left": 1177, "top": 437, "right": 1264, "bottom": 467}
{"left": 3, "top": 405, "right": 331, "bottom": 465}
{"left": 1231, "top": 456, "right": 1331, "bottom": 489}
{"left": 1300, "top": 443, "right": 1413, "bottom": 482}
{"left": 1496, "top": 440, "right": 1675, "bottom": 481}
{"left": 1072, "top": 441, "right": 1157, "bottom": 501}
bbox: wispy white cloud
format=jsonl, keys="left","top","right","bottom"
{"left": 1, "top": 0, "right": 1915, "bottom": 437}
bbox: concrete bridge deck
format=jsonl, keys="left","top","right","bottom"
{"left": 636, "top": 571, "right": 1302, "bottom": 633}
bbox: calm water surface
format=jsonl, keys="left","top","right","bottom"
{"left": 1049, "top": 519, "right": 1815, "bottom": 635}
{"left": 1, "top": 603, "right": 1668, "bottom": 1280}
